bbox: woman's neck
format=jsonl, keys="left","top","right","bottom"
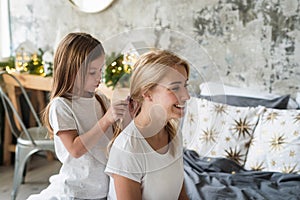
{"left": 146, "top": 128, "right": 169, "bottom": 154}
{"left": 134, "top": 111, "right": 166, "bottom": 138}
{"left": 134, "top": 111, "right": 169, "bottom": 154}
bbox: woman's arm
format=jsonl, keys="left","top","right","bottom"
{"left": 113, "top": 174, "right": 142, "bottom": 200}
{"left": 178, "top": 181, "right": 189, "bottom": 200}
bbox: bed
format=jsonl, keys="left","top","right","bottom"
{"left": 181, "top": 89, "right": 300, "bottom": 199}
{"left": 183, "top": 149, "right": 300, "bottom": 200}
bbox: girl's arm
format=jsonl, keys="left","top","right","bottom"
{"left": 113, "top": 174, "right": 142, "bottom": 200}
{"left": 58, "top": 100, "right": 128, "bottom": 158}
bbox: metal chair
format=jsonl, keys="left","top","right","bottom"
{"left": 0, "top": 71, "right": 55, "bottom": 200}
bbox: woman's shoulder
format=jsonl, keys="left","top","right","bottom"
{"left": 112, "top": 121, "right": 144, "bottom": 153}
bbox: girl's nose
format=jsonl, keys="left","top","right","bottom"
{"left": 97, "top": 72, "right": 102, "bottom": 82}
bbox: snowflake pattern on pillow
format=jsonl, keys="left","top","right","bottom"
{"left": 244, "top": 108, "right": 300, "bottom": 173}
{"left": 182, "top": 97, "right": 263, "bottom": 166}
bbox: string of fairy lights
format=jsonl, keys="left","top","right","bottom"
{"left": 0, "top": 49, "right": 138, "bottom": 89}
{"left": 104, "top": 51, "right": 138, "bottom": 88}
{"left": 1, "top": 48, "right": 53, "bottom": 77}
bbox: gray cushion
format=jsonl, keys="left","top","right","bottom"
{"left": 199, "top": 94, "right": 290, "bottom": 109}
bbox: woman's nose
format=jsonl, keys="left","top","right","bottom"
{"left": 182, "top": 87, "right": 190, "bottom": 101}
{"left": 178, "top": 87, "right": 190, "bottom": 102}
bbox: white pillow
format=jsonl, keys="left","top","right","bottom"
{"left": 199, "top": 82, "right": 298, "bottom": 109}
{"left": 181, "top": 97, "right": 264, "bottom": 166}
{"left": 244, "top": 108, "right": 300, "bottom": 173}
{"left": 199, "top": 82, "right": 278, "bottom": 99}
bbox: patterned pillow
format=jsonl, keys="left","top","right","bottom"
{"left": 244, "top": 108, "right": 300, "bottom": 173}
{"left": 182, "top": 97, "right": 263, "bottom": 166}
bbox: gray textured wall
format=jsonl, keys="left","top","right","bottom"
{"left": 9, "top": 0, "right": 300, "bottom": 97}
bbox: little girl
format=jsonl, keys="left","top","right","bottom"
{"left": 27, "top": 32, "right": 128, "bottom": 200}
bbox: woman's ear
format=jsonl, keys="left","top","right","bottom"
{"left": 142, "top": 90, "right": 152, "bottom": 101}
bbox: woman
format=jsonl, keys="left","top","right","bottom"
{"left": 105, "top": 50, "right": 190, "bottom": 200}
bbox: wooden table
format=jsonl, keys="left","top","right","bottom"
{"left": 2, "top": 73, "right": 52, "bottom": 165}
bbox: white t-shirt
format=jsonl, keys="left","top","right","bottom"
{"left": 105, "top": 121, "right": 184, "bottom": 200}
{"left": 27, "top": 93, "right": 113, "bottom": 200}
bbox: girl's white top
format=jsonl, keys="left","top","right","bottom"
{"left": 27, "top": 93, "right": 112, "bottom": 200}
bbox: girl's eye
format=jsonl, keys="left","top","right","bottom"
{"left": 89, "top": 67, "right": 102, "bottom": 75}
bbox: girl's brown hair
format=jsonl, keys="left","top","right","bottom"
{"left": 108, "top": 49, "right": 190, "bottom": 151}
{"left": 42, "top": 32, "right": 105, "bottom": 137}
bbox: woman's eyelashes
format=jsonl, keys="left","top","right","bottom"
{"left": 168, "top": 84, "right": 189, "bottom": 92}
{"left": 168, "top": 84, "right": 187, "bottom": 92}
{"left": 170, "top": 86, "right": 180, "bottom": 92}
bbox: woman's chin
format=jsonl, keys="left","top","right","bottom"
{"left": 169, "top": 113, "right": 185, "bottom": 120}
{"left": 171, "top": 108, "right": 185, "bottom": 118}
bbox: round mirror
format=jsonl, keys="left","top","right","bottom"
{"left": 69, "top": 0, "right": 114, "bottom": 13}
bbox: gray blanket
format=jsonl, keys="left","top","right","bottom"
{"left": 183, "top": 149, "right": 300, "bottom": 200}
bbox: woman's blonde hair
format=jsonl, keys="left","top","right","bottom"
{"left": 108, "top": 49, "right": 190, "bottom": 150}
{"left": 42, "top": 32, "right": 105, "bottom": 137}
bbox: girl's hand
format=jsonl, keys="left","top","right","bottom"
{"left": 104, "top": 99, "right": 129, "bottom": 124}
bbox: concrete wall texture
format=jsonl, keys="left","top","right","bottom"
{"left": 9, "top": 0, "right": 300, "bottom": 97}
